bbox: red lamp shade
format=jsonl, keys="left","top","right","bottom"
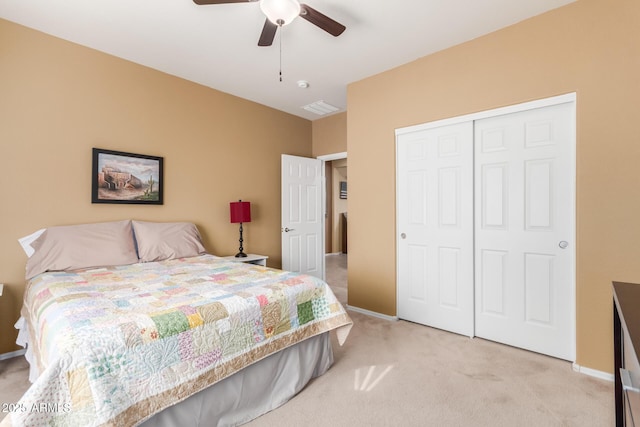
{"left": 230, "top": 201, "right": 251, "bottom": 223}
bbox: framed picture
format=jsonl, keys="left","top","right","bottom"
{"left": 340, "top": 181, "right": 347, "bottom": 199}
{"left": 92, "top": 148, "right": 163, "bottom": 204}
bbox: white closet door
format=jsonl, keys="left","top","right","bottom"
{"left": 397, "top": 122, "right": 474, "bottom": 336}
{"left": 474, "top": 102, "right": 575, "bottom": 360}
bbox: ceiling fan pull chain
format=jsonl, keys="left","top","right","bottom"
{"left": 279, "top": 25, "right": 283, "bottom": 82}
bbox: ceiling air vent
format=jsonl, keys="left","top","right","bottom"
{"left": 301, "top": 100, "right": 340, "bottom": 116}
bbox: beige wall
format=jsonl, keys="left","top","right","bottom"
{"left": 347, "top": 0, "right": 640, "bottom": 373}
{"left": 312, "top": 112, "right": 347, "bottom": 157}
{"left": 0, "top": 19, "right": 312, "bottom": 354}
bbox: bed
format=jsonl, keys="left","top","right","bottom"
{"left": 3, "top": 220, "right": 352, "bottom": 427}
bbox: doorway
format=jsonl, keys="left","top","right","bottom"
{"left": 319, "top": 152, "right": 348, "bottom": 305}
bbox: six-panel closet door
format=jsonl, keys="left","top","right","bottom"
{"left": 396, "top": 121, "right": 475, "bottom": 337}
{"left": 474, "top": 102, "right": 575, "bottom": 361}
{"left": 397, "top": 98, "right": 575, "bottom": 361}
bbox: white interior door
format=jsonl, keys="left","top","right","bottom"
{"left": 397, "top": 122, "right": 474, "bottom": 336}
{"left": 474, "top": 102, "right": 575, "bottom": 360}
{"left": 281, "top": 154, "right": 324, "bottom": 280}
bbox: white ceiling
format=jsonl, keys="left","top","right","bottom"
{"left": 0, "top": 0, "right": 575, "bottom": 121}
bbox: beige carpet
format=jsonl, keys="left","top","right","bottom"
{"left": 0, "top": 254, "right": 613, "bottom": 426}
{"left": 249, "top": 254, "right": 613, "bottom": 426}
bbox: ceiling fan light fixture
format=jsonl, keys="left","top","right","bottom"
{"left": 260, "top": 0, "right": 301, "bottom": 26}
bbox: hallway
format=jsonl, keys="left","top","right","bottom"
{"left": 325, "top": 253, "right": 347, "bottom": 305}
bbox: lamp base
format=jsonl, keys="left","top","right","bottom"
{"left": 235, "top": 221, "right": 248, "bottom": 258}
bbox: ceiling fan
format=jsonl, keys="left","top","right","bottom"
{"left": 193, "top": 0, "right": 346, "bottom": 47}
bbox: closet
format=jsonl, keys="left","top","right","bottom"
{"left": 396, "top": 95, "right": 575, "bottom": 361}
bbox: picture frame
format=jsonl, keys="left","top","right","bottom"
{"left": 340, "top": 181, "right": 347, "bottom": 199}
{"left": 92, "top": 148, "right": 164, "bottom": 204}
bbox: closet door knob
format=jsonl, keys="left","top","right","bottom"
{"left": 400, "top": 233, "right": 407, "bottom": 239}
{"left": 558, "top": 241, "right": 568, "bottom": 249}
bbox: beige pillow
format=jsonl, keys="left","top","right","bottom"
{"left": 25, "top": 220, "right": 138, "bottom": 279}
{"left": 132, "top": 221, "right": 206, "bottom": 262}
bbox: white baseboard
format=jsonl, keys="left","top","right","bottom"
{"left": 346, "top": 305, "right": 398, "bottom": 321}
{"left": 0, "top": 349, "right": 26, "bottom": 361}
{"left": 572, "top": 363, "right": 614, "bottom": 382}
{"left": 325, "top": 252, "right": 344, "bottom": 257}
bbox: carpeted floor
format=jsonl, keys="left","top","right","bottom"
{"left": 249, "top": 254, "right": 614, "bottom": 426}
{"left": 0, "top": 254, "right": 614, "bottom": 426}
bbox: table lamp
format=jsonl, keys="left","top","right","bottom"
{"left": 230, "top": 200, "right": 251, "bottom": 257}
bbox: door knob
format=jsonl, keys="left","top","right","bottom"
{"left": 400, "top": 233, "right": 406, "bottom": 239}
{"left": 559, "top": 241, "right": 568, "bottom": 249}
{"left": 283, "top": 227, "right": 295, "bottom": 233}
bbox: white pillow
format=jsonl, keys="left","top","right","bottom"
{"left": 18, "top": 228, "right": 46, "bottom": 258}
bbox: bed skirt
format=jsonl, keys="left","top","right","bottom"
{"left": 12, "top": 317, "right": 333, "bottom": 427}
{"left": 140, "top": 332, "right": 333, "bottom": 427}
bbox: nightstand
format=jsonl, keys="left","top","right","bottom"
{"left": 221, "top": 254, "right": 268, "bottom": 267}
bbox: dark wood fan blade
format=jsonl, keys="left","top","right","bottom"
{"left": 258, "top": 18, "right": 278, "bottom": 46}
{"left": 193, "top": 0, "right": 256, "bottom": 5}
{"left": 299, "top": 4, "right": 346, "bottom": 37}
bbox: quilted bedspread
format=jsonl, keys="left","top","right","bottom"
{"left": 11, "top": 255, "right": 352, "bottom": 427}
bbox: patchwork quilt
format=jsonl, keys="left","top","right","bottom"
{"left": 10, "top": 255, "right": 352, "bottom": 427}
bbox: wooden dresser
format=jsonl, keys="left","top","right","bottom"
{"left": 613, "top": 281, "right": 640, "bottom": 426}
